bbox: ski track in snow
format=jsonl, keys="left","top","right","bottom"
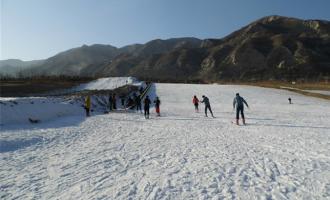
{"left": 1, "top": 84, "right": 330, "bottom": 199}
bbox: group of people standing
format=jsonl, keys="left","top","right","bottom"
{"left": 192, "top": 93, "right": 249, "bottom": 125}
{"left": 84, "top": 92, "right": 161, "bottom": 119}
{"left": 122, "top": 92, "right": 161, "bottom": 119}
{"left": 84, "top": 88, "right": 249, "bottom": 124}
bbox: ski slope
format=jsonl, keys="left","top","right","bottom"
{"left": 1, "top": 83, "right": 330, "bottom": 199}
{"left": 74, "top": 77, "right": 141, "bottom": 91}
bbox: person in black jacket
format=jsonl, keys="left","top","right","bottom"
{"left": 126, "top": 97, "right": 134, "bottom": 108}
{"left": 112, "top": 93, "right": 117, "bottom": 110}
{"left": 233, "top": 93, "right": 249, "bottom": 125}
{"left": 120, "top": 96, "right": 125, "bottom": 108}
{"left": 108, "top": 94, "right": 113, "bottom": 111}
{"left": 144, "top": 95, "right": 151, "bottom": 119}
{"left": 134, "top": 93, "right": 142, "bottom": 113}
{"left": 201, "top": 95, "right": 214, "bottom": 118}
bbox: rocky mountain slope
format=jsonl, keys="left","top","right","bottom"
{"left": 2, "top": 15, "right": 329, "bottom": 81}
{"left": 97, "top": 15, "right": 329, "bottom": 81}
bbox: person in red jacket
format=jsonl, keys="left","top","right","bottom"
{"left": 154, "top": 96, "right": 161, "bottom": 116}
{"left": 192, "top": 95, "right": 199, "bottom": 112}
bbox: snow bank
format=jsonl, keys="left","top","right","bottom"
{"left": 0, "top": 77, "right": 145, "bottom": 126}
{"left": 0, "top": 97, "right": 84, "bottom": 126}
{"left": 0, "top": 95, "right": 124, "bottom": 127}
{"left": 75, "top": 77, "right": 139, "bottom": 91}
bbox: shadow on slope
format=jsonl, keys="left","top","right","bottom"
{"left": 0, "top": 137, "right": 44, "bottom": 153}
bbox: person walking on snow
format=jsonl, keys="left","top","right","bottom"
{"left": 134, "top": 93, "right": 142, "bottom": 113}
{"left": 108, "top": 94, "right": 113, "bottom": 111}
{"left": 233, "top": 93, "right": 249, "bottom": 125}
{"left": 85, "top": 95, "right": 91, "bottom": 117}
{"left": 154, "top": 96, "right": 161, "bottom": 116}
{"left": 112, "top": 93, "right": 117, "bottom": 110}
{"left": 144, "top": 95, "right": 151, "bottom": 119}
{"left": 201, "top": 95, "right": 214, "bottom": 117}
{"left": 192, "top": 95, "right": 199, "bottom": 112}
{"left": 120, "top": 96, "right": 125, "bottom": 108}
{"left": 126, "top": 96, "right": 134, "bottom": 108}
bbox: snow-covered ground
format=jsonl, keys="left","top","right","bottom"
{"left": 0, "top": 97, "right": 84, "bottom": 126}
{"left": 303, "top": 90, "right": 330, "bottom": 96}
{"left": 1, "top": 83, "right": 330, "bottom": 199}
{"left": 280, "top": 86, "right": 330, "bottom": 96}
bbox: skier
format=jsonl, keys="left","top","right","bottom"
{"left": 112, "top": 93, "right": 117, "bottom": 110}
{"left": 201, "top": 95, "right": 214, "bottom": 117}
{"left": 233, "top": 93, "right": 249, "bottom": 125}
{"left": 192, "top": 95, "right": 199, "bottom": 112}
{"left": 126, "top": 96, "right": 134, "bottom": 108}
{"left": 139, "top": 86, "right": 144, "bottom": 94}
{"left": 108, "top": 94, "right": 113, "bottom": 111}
{"left": 288, "top": 97, "right": 292, "bottom": 104}
{"left": 85, "top": 95, "right": 91, "bottom": 117}
{"left": 134, "top": 93, "right": 142, "bottom": 113}
{"left": 154, "top": 96, "right": 161, "bottom": 116}
{"left": 144, "top": 95, "right": 151, "bottom": 119}
{"left": 121, "top": 96, "right": 125, "bottom": 108}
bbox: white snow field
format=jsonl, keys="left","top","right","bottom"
{"left": 1, "top": 83, "right": 330, "bottom": 199}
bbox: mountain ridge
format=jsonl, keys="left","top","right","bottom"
{"left": 1, "top": 15, "right": 329, "bottom": 81}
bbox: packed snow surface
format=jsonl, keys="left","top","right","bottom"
{"left": 1, "top": 84, "right": 330, "bottom": 199}
{"left": 304, "top": 90, "right": 330, "bottom": 96}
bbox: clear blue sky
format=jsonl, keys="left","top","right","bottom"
{"left": 1, "top": 0, "right": 330, "bottom": 61}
